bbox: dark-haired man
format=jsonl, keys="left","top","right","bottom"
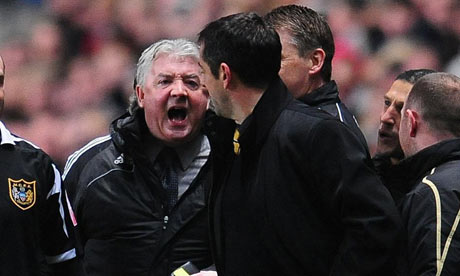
{"left": 264, "top": 4, "right": 368, "bottom": 149}
{"left": 373, "top": 69, "right": 435, "bottom": 199}
{"left": 375, "top": 69, "right": 436, "bottom": 166}
{"left": 198, "top": 12, "right": 401, "bottom": 275}
{"left": 396, "top": 72, "right": 460, "bottom": 275}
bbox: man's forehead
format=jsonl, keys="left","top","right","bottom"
{"left": 154, "top": 53, "right": 197, "bottom": 64}
{"left": 151, "top": 56, "right": 200, "bottom": 76}
{"left": 385, "top": 80, "right": 413, "bottom": 101}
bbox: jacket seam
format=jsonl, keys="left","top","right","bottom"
{"left": 86, "top": 168, "right": 133, "bottom": 188}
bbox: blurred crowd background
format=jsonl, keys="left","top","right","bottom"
{"left": 1, "top": 0, "right": 459, "bottom": 168}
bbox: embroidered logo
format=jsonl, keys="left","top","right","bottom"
{"left": 8, "top": 178, "right": 36, "bottom": 210}
{"left": 114, "top": 154, "right": 124, "bottom": 165}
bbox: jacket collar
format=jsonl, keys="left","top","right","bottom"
{"left": 393, "top": 138, "right": 460, "bottom": 190}
{"left": 110, "top": 111, "right": 149, "bottom": 154}
{"left": 299, "top": 80, "right": 340, "bottom": 107}
{"left": 110, "top": 110, "right": 208, "bottom": 170}
{"left": 0, "top": 120, "right": 16, "bottom": 146}
{"left": 238, "top": 77, "right": 293, "bottom": 153}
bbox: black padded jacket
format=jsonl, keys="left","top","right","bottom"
{"left": 62, "top": 111, "right": 213, "bottom": 276}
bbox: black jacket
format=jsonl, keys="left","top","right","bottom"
{"left": 62, "top": 111, "right": 212, "bottom": 276}
{"left": 207, "top": 77, "right": 402, "bottom": 275}
{"left": 299, "top": 80, "right": 369, "bottom": 151}
{"left": 372, "top": 153, "right": 409, "bottom": 203}
{"left": 0, "top": 121, "right": 76, "bottom": 276}
{"left": 391, "top": 138, "right": 460, "bottom": 275}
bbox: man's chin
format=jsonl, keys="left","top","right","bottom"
{"left": 375, "top": 143, "right": 404, "bottom": 160}
{"left": 163, "top": 129, "right": 199, "bottom": 146}
{"left": 389, "top": 147, "right": 404, "bottom": 160}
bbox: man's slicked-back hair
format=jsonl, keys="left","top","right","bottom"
{"left": 198, "top": 12, "right": 281, "bottom": 89}
{"left": 405, "top": 72, "right": 460, "bottom": 137}
{"left": 264, "top": 4, "right": 335, "bottom": 82}
{"left": 129, "top": 39, "right": 200, "bottom": 114}
{"left": 395, "top": 69, "right": 436, "bottom": 84}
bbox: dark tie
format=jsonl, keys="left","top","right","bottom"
{"left": 159, "top": 147, "right": 179, "bottom": 213}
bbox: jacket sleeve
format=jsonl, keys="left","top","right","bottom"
{"left": 39, "top": 157, "right": 77, "bottom": 268}
{"left": 61, "top": 146, "right": 97, "bottom": 269}
{"left": 401, "top": 188, "right": 438, "bottom": 275}
{"left": 62, "top": 148, "right": 93, "bottom": 252}
{"left": 306, "top": 119, "right": 403, "bottom": 275}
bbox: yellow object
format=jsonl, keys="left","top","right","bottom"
{"left": 233, "top": 129, "right": 240, "bottom": 155}
{"left": 172, "top": 267, "right": 190, "bottom": 276}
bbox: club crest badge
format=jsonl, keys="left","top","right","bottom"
{"left": 8, "top": 178, "right": 36, "bottom": 210}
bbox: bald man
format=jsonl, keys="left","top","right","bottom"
{"left": 396, "top": 72, "right": 460, "bottom": 275}
{"left": 0, "top": 55, "right": 77, "bottom": 275}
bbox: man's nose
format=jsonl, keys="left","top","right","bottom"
{"left": 380, "top": 106, "right": 396, "bottom": 125}
{"left": 170, "top": 80, "right": 188, "bottom": 97}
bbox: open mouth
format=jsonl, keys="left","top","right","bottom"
{"left": 378, "top": 130, "right": 394, "bottom": 139}
{"left": 168, "top": 107, "right": 188, "bottom": 122}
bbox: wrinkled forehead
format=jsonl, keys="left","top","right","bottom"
{"left": 151, "top": 54, "right": 201, "bottom": 76}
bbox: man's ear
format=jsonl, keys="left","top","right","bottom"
{"left": 220, "top": 63, "right": 232, "bottom": 89}
{"left": 406, "top": 109, "right": 419, "bottom": 137}
{"left": 136, "top": 85, "right": 145, "bottom": 108}
{"left": 308, "top": 48, "right": 326, "bottom": 76}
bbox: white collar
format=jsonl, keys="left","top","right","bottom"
{"left": 0, "top": 121, "right": 16, "bottom": 145}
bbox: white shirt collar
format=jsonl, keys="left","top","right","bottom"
{"left": 0, "top": 121, "right": 16, "bottom": 145}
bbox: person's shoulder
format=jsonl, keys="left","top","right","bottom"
{"left": 285, "top": 99, "right": 333, "bottom": 118}
{"left": 273, "top": 100, "right": 348, "bottom": 146}
{"left": 62, "top": 135, "right": 114, "bottom": 181}
{"left": 401, "top": 161, "right": 460, "bottom": 217}
{"left": 282, "top": 99, "right": 345, "bottom": 131}
{"left": 422, "top": 159, "right": 460, "bottom": 192}
{"left": 5, "top": 132, "right": 54, "bottom": 164}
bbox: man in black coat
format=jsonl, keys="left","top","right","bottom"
{"left": 372, "top": 69, "right": 435, "bottom": 200}
{"left": 197, "top": 12, "right": 402, "bottom": 276}
{"left": 63, "top": 39, "right": 213, "bottom": 275}
{"left": 396, "top": 72, "right": 460, "bottom": 275}
{"left": 264, "top": 4, "right": 368, "bottom": 150}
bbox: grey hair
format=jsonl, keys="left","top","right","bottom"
{"left": 129, "top": 39, "right": 200, "bottom": 114}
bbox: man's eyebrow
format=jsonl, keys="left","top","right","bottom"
{"left": 183, "top": 74, "right": 200, "bottom": 79}
{"left": 156, "top": 73, "right": 199, "bottom": 79}
{"left": 157, "top": 73, "right": 173, "bottom": 78}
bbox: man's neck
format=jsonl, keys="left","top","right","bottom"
{"left": 232, "top": 87, "right": 265, "bottom": 125}
{"left": 303, "top": 77, "right": 326, "bottom": 97}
